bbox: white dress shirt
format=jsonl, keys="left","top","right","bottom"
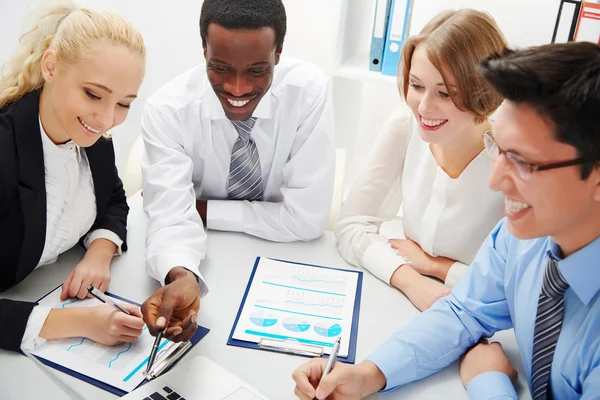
{"left": 141, "top": 58, "right": 335, "bottom": 292}
{"left": 335, "top": 105, "right": 504, "bottom": 288}
{"left": 21, "top": 121, "right": 123, "bottom": 350}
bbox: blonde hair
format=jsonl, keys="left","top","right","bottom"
{"left": 399, "top": 9, "right": 508, "bottom": 124}
{"left": 0, "top": 0, "right": 145, "bottom": 108}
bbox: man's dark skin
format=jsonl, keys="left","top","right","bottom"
{"left": 196, "top": 23, "right": 282, "bottom": 221}
{"left": 142, "top": 23, "right": 282, "bottom": 341}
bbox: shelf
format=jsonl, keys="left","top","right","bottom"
{"left": 333, "top": 52, "right": 398, "bottom": 84}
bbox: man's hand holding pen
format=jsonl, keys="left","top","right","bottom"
{"left": 141, "top": 266, "right": 200, "bottom": 343}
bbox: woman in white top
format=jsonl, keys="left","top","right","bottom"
{"left": 0, "top": 2, "right": 146, "bottom": 352}
{"left": 336, "top": 9, "right": 508, "bottom": 311}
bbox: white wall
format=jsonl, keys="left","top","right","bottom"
{"left": 0, "top": 0, "right": 343, "bottom": 173}
{"left": 0, "top": 0, "right": 574, "bottom": 182}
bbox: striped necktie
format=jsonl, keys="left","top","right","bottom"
{"left": 530, "top": 257, "right": 570, "bottom": 400}
{"left": 227, "top": 117, "right": 263, "bottom": 201}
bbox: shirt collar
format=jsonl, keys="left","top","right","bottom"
{"left": 549, "top": 237, "right": 600, "bottom": 305}
{"left": 204, "top": 75, "right": 273, "bottom": 121}
{"left": 39, "top": 116, "right": 81, "bottom": 161}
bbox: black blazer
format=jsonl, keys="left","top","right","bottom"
{"left": 0, "top": 90, "right": 129, "bottom": 351}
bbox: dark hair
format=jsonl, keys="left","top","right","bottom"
{"left": 200, "top": 0, "right": 287, "bottom": 51}
{"left": 478, "top": 42, "right": 600, "bottom": 179}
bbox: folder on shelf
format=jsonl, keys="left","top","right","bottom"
{"left": 381, "top": 0, "right": 413, "bottom": 76}
{"left": 369, "top": 0, "right": 392, "bottom": 72}
{"left": 552, "top": 0, "right": 583, "bottom": 43}
{"left": 574, "top": 2, "right": 600, "bottom": 44}
{"left": 227, "top": 257, "right": 363, "bottom": 363}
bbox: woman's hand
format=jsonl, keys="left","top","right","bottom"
{"left": 61, "top": 238, "right": 116, "bottom": 300}
{"left": 84, "top": 304, "right": 145, "bottom": 346}
{"left": 389, "top": 238, "right": 454, "bottom": 281}
{"left": 390, "top": 264, "right": 451, "bottom": 311}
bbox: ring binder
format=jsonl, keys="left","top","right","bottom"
{"left": 145, "top": 340, "right": 193, "bottom": 380}
{"left": 258, "top": 338, "right": 324, "bottom": 357}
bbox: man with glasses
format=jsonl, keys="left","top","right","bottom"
{"left": 292, "top": 41, "right": 600, "bottom": 400}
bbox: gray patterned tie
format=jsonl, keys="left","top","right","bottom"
{"left": 530, "top": 257, "right": 570, "bottom": 400}
{"left": 227, "top": 117, "right": 263, "bottom": 201}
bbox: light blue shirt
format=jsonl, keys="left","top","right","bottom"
{"left": 368, "top": 219, "right": 600, "bottom": 399}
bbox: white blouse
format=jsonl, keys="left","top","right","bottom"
{"left": 21, "top": 121, "right": 124, "bottom": 351}
{"left": 335, "top": 105, "right": 505, "bottom": 287}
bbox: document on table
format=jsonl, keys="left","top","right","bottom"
{"left": 31, "top": 287, "right": 176, "bottom": 393}
{"left": 231, "top": 258, "right": 361, "bottom": 358}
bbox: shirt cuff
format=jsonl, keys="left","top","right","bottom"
{"left": 444, "top": 262, "right": 469, "bottom": 288}
{"left": 366, "top": 341, "right": 404, "bottom": 392}
{"left": 147, "top": 253, "right": 209, "bottom": 297}
{"left": 20, "top": 305, "right": 53, "bottom": 351}
{"left": 466, "top": 371, "right": 518, "bottom": 400}
{"left": 83, "top": 229, "right": 123, "bottom": 256}
{"left": 362, "top": 241, "right": 410, "bottom": 285}
{"left": 206, "top": 200, "right": 244, "bottom": 232}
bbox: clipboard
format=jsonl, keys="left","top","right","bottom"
{"left": 227, "top": 257, "right": 362, "bottom": 364}
{"left": 26, "top": 285, "right": 210, "bottom": 397}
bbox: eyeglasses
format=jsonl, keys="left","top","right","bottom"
{"left": 483, "top": 131, "right": 592, "bottom": 181}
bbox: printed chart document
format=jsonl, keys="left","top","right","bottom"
{"left": 231, "top": 258, "right": 360, "bottom": 358}
{"left": 31, "top": 287, "right": 176, "bottom": 393}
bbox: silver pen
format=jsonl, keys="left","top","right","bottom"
{"left": 314, "top": 336, "right": 342, "bottom": 400}
{"left": 87, "top": 285, "right": 131, "bottom": 315}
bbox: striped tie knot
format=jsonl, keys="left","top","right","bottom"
{"left": 541, "top": 258, "right": 569, "bottom": 299}
{"left": 231, "top": 118, "right": 256, "bottom": 140}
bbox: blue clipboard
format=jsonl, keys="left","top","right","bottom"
{"left": 26, "top": 285, "right": 210, "bottom": 397}
{"left": 227, "top": 257, "right": 362, "bottom": 364}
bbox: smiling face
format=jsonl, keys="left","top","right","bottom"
{"left": 40, "top": 40, "right": 145, "bottom": 147}
{"left": 405, "top": 45, "right": 478, "bottom": 144}
{"left": 488, "top": 101, "right": 600, "bottom": 251}
{"left": 203, "top": 23, "right": 281, "bottom": 120}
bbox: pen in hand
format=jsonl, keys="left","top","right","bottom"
{"left": 145, "top": 327, "right": 166, "bottom": 376}
{"left": 314, "top": 336, "right": 342, "bottom": 400}
{"left": 87, "top": 285, "right": 131, "bottom": 315}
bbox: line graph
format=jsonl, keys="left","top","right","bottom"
{"left": 67, "top": 338, "right": 86, "bottom": 351}
{"left": 108, "top": 343, "right": 132, "bottom": 368}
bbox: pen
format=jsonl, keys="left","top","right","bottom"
{"left": 145, "top": 327, "right": 166, "bottom": 375}
{"left": 87, "top": 285, "right": 131, "bottom": 315}
{"left": 314, "top": 336, "right": 341, "bottom": 400}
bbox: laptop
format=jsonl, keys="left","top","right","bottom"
{"left": 121, "top": 356, "right": 269, "bottom": 400}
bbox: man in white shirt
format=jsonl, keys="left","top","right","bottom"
{"left": 140, "top": 0, "right": 335, "bottom": 340}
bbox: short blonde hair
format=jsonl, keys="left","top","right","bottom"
{"left": 399, "top": 9, "right": 508, "bottom": 124}
{"left": 0, "top": 0, "right": 145, "bottom": 108}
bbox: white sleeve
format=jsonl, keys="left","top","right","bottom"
{"left": 141, "top": 103, "right": 208, "bottom": 295}
{"left": 444, "top": 261, "right": 469, "bottom": 288}
{"left": 83, "top": 229, "right": 123, "bottom": 255}
{"left": 206, "top": 76, "right": 335, "bottom": 242}
{"left": 20, "top": 305, "right": 52, "bottom": 351}
{"left": 334, "top": 105, "right": 413, "bottom": 284}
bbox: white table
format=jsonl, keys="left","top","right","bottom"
{"left": 0, "top": 193, "right": 531, "bottom": 399}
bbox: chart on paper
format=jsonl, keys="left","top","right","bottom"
{"left": 233, "top": 258, "right": 359, "bottom": 357}
{"left": 31, "top": 287, "right": 175, "bottom": 393}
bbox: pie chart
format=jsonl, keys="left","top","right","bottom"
{"left": 282, "top": 317, "right": 310, "bottom": 333}
{"left": 250, "top": 311, "right": 278, "bottom": 327}
{"left": 314, "top": 322, "right": 342, "bottom": 337}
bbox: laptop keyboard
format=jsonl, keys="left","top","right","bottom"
{"left": 144, "top": 386, "right": 185, "bottom": 400}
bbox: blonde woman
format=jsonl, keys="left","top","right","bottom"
{"left": 0, "top": 2, "right": 146, "bottom": 351}
{"left": 335, "top": 9, "right": 508, "bottom": 311}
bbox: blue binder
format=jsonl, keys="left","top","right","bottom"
{"left": 227, "top": 257, "right": 363, "bottom": 364}
{"left": 381, "top": 0, "right": 412, "bottom": 76}
{"left": 26, "top": 286, "right": 210, "bottom": 397}
{"left": 369, "top": 0, "right": 392, "bottom": 72}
